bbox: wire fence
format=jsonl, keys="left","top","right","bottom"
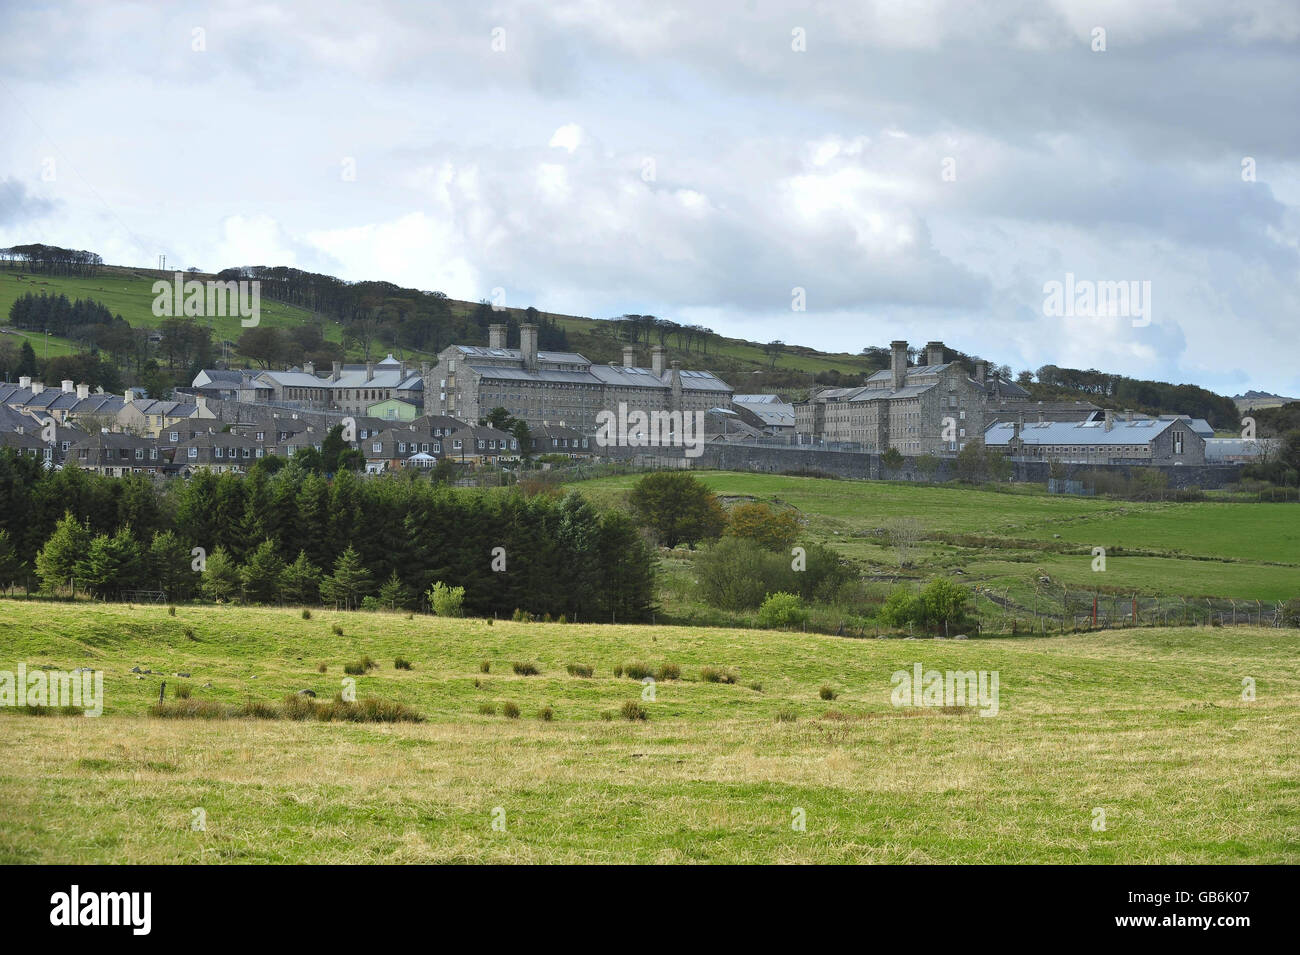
{"left": 972, "top": 583, "right": 1291, "bottom": 634}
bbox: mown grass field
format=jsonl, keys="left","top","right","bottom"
{"left": 573, "top": 472, "right": 1300, "bottom": 605}
{"left": 0, "top": 601, "right": 1296, "bottom": 863}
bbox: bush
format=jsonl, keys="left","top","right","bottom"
{"left": 700, "top": 666, "right": 738, "bottom": 684}
{"left": 726, "top": 502, "right": 800, "bottom": 551}
{"left": 566, "top": 663, "right": 593, "bottom": 678}
{"left": 695, "top": 536, "right": 792, "bottom": 611}
{"left": 512, "top": 661, "right": 540, "bottom": 676}
{"left": 620, "top": 700, "right": 648, "bottom": 721}
{"left": 502, "top": 701, "right": 521, "bottom": 719}
{"left": 758, "top": 591, "right": 809, "bottom": 629}
{"left": 628, "top": 471, "right": 727, "bottom": 549}
{"left": 623, "top": 661, "right": 653, "bottom": 680}
{"left": 819, "top": 685, "right": 838, "bottom": 701}
{"left": 394, "top": 657, "right": 413, "bottom": 670}
{"left": 426, "top": 580, "right": 466, "bottom": 617}
{"left": 301, "top": 609, "right": 312, "bottom": 620}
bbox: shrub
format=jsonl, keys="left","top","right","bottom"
{"left": 819, "top": 685, "right": 838, "bottom": 701}
{"left": 502, "top": 701, "right": 521, "bottom": 719}
{"left": 479, "top": 660, "right": 491, "bottom": 673}
{"left": 512, "top": 661, "right": 540, "bottom": 676}
{"left": 173, "top": 683, "right": 192, "bottom": 700}
{"left": 620, "top": 700, "right": 648, "bottom": 721}
{"left": 332, "top": 624, "right": 343, "bottom": 636}
{"left": 538, "top": 705, "right": 554, "bottom": 722}
{"left": 426, "top": 580, "right": 466, "bottom": 617}
{"left": 478, "top": 702, "right": 496, "bottom": 715}
{"left": 758, "top": 591, "right": 809, "bottom": 629}
{"left": 628, "top": 471, "right": 727, "bottom": 549}
{"left": 623, "top": 661, "right": 653, "bottom": 680}
{"left": 695, "top": 536, "right": 792, "bottom": 610}
{"left": 566, "top": 663, "right": 593, "bottom": 678}
{"left": 725, "top": 502, "right": 800, "bottom": 552}
{"left": 700, "top": 666, "right": 738, "bottom": 684}
{"left": 655, "top": 662, "right": 681, "bottom": 681}
{"left": 394, "top": 657, "right": 413, "bottom": 670}
{"left": 301, "top": 609, "right": 312, "bottom": 620}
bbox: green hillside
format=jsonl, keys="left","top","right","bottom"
{"left": 1, "top": 601, "right": 1295, "bottom": 863}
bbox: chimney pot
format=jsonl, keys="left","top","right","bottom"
{"left": 974, "top": 360, "right": 987, "bottom": 385}
{"left": 331, "top": 360, "right": 342, "bottom": 382}
{"left": 303, "top": 361, "right": 314, "bottom": 376}
{"left": 77, "top": 383, "right": 89, "bottom": 400}
{"left": 19, "top": 376, "right": 31, "bottom": 389}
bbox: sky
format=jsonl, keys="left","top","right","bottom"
{"left": 1, "top": 0, "right": 1298, "bottom": 396}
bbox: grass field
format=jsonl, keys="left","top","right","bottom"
{"left": 0, "top": 268, "right": 335, "bottom": 355}
{"left": 572, "top": 472, "right": 1300, "bottom": 608}
{"left": 0, "top": 601, "right": 1296, "bottom": 863}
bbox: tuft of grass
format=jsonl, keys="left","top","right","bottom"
{"left": 775, "top": 708, "right": 797, "bottom": 722}
{"left": 173, "top": 683, "right": 192, "bottom": 700}
{"left": 477, "top": 702, "right": 496, "bottom": 716}
{"left": 620, "top": 700, "right": 648, "bottom": 722}
{"left": 479, "top": 660, "right": 491, "bottom": 673}
{"left": 394, "top": 657, "right": 413, "bottom": 671}
{"left": 566, "top": 663, "right": 593, "bottom": 678}
{"left": 167, "top": 606, "right": 176, "bottom": 617}
{"left": 317, "top": 663, "right": 327, "bottom": 673}
{"left": 184, "top": 627, "right": 196, "bottom": 641}
{"left": 538, "top": 705, "right": 554, "bottom": 722}
{"left": 332, "top": 624, "right": 343, "bottom": 636}
{"left": 148, "top": 699, "right": 230, "bottom": 720}
{"left": 301, "top": 609, "right": 312, "bottom": 620}
{"left": 512, "top": 661, "right": 540, "bottom": 676}
{"left": 623, "top": 662, "right": 653, "bottom": 680}
{"left": 612, "top": 664, "right": 624, "bottom": 678}
{"left": 502, "top": 701, "right": 521, "bottom": 719}
{"left": 819, "top": 685, "right": 838, "bottom": 701}
{"left": 700, "top": 666, "right": 738, "bottom": 684}
{"left": 655, "top": 662, "right": 681, "bottom": 681}
{"left": 343, "top": 662, "right": 365, "bottom": 676}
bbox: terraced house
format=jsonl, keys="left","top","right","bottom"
{"left": 425, "top": 323, "right": 733, "bottom": 433}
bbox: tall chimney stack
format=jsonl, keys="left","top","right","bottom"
{"left": 974, "top": 360, "right": 987, "bottom": 385}
{"left": 76, "top": 383, "right": 89, "bottom": 400}
{"left": 61, "top": 379, "right": 74, "bottom": 393}
{"left": 890, "top": 340, "right": 908, "bottom": 391}
{"left": 925, "top": 341, "right": 944, "bottom": 366}
{"left": 1104, "top": 410, "right": 1114, "bottom": 432}
{"left": 520, "top": 324, "right": 539, "bottom": 371}
{"left": 331, "top": 361, "right": 342, "bottom": 382}
{"left": 651, "top": 345, "right": 666, "bottom": 377}
{"left": 303, "top": 361, "right": 314, "bottom": 377}
{"left": 489, "top": 323, "right": 506, "bottom": 349}
{"left": 622, "top": 345, "right": 636, "bottom": 368}
{"left": 365, "top": 361, "right": 375, "bottom": 383}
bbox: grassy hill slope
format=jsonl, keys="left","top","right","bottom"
{"left": 0, "top": 601, "right": 1295, "bottom": 863}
